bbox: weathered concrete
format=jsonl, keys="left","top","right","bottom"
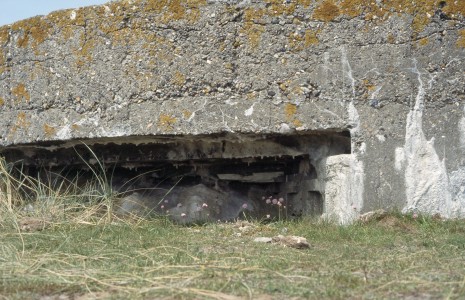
{"left": 0, "top": 0, "right": 464, "bottom": 223}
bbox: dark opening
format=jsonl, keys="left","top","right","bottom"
{"left": 0, "top": 132, "right": 350, "bottom": 222}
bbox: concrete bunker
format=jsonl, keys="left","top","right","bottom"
{"left": 1, "top": 131, "right": 351, "bottom": 223}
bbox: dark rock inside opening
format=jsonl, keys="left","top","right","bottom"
{"left": 1, "top": 132, "right": 350, "bottom": 223}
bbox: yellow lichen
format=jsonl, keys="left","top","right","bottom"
{"left": 74, "top": 36, "right": 96, "bottom": 68}
{"left": 418, "top": 37, "right": 429, "bottom": 46}
{"left": 9, "top": 112, "right": 31, "bottom": 137}
{"left": 387, "top": 33, "right": 395, "bottom": 44}
{"left": 144, "top": 0, "right": 206, "bottom": 23}
{"left": 158, "top": 114, "right": 177, "bottom": 130}
{"left": 240, "top": 8, "right": 266, "bottom": 50}
{"left": 313, "top": 0, "right": 341, "bottom": 22}
{"left": 182, "top": 110, "right": 192, "bottom": 119}
{"left": 12, "top": 84, "right": 30, "bottom": 103}
{"left": 44, "top": 124, "right": 56, "bottom": 137}
{"left": 172, "top": 71, "right": 186, "bottom": 86}
{"left": 457, "top": 29, "right": 465, "bottom": 48}
{"left": 443, "top": 1, "right": 465, "bottom": 18}
{"left": 0, "top": 27, "right": 8, "bottom": 74}
{"left": 247, "top": 91, "right": 257, "bottom": 100}
{"left": 293, "top": 119, "right": 303, "bottom": 127}
{"left": 11, "top": 16, "right": 53, "bottom": 50}
{"left": 285, "top": 103, "right": 297, "bottom": 120}
{"left": 0, "top": 97, "right": 4, "bottom": 106}
{"left": 289, "top": 29, "right": 319, "bottom": 51}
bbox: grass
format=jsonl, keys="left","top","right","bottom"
{"left": 1, "top": 158, "right": 465, "bottom": 299}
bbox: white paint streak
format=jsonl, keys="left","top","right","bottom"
{"left": 459, "top": 105, "right": 465, "bottom": 149}
{"left": 449, "top": 168, "right": 465, "bottom": 217}
{"left": 394, "top": 147, "right": 405, "bottom": 171}
{"left": 244, "top": 103, "right": 255, "bottom": 116}
{"left": 341, "top": 46, "right": 356, "bottom": 99}
{"left": 376, "top": 134, "right": 386, "bottom": 142}
{"left": 401, "top": 60, "right": 451, "bottom": 217}
{"left": 319, "top": 51, "right": 364, "bottom": 225}
{"left": 56, "top": 125, "right": 71, "bottom": 140}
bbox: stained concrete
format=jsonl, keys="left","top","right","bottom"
{"left": 0, "top": 0, "right": 464, "bottom": 223}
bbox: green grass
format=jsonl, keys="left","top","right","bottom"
{"left": 1, "top": 157, "right": 465, "bottom": 299}
{"left": 1, "top": 213, "right": 465, "bottom": 299}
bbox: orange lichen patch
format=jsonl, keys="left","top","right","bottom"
{"left": 339, "top": 0, "right": 385, "bottom": 20}
{"left": 9, "top": 112, "right": 31, "bottom": 137}
{"left": 172, "top": 71, "right": 186, "bottom": 86}
{"left": 12, "top": 84, "right": 30, "bottom": 103}
{"left": 144, "top": 0, "right": 206, "bottom": 23}
{"left": 247, "top": 91, "right": 257, "bottom": 100}
{"left": 362, "top": 79, "right": 376, "bottom": 91}
{"left": 182, "top": 110, "right": 193, "bottom": 119}
{"left": 313, "top": 0, "right": 341, "bottom": 22}
{"left": 297, "top": 0, "right": 312, "bottom": 7}
{"left": 11, "top": 16, "right": 53, "bottom": 50}
{"left": 285, "top": 103, "right": 297, "bottom": 120}
{"left": 240, "top": 8, "right": 266, "bottom": 50}
{"left": 74, "top": 36, "right": 96, "bottom": 68}
{"left": 293, "top": 119, "right": 303, "bottom": 127}
{"left": 387, "top": 33, "right": 395, "bottom": 44}
{"left": 457, "top": 29, "right": 465, "bottom": 48}
{"left": 158, "top": 114, "right": 177, "bottom": 130}
{"left": 264, "top": 0, "right": 297, "bottom": 16}
{"left": 71, "top": 124, "right": 80, "bottom": 131}
{"left": 0, "top": 27, "right": 8, "bottom": 74}
{"left": 43, "top": 124, "right": 57, "bottom": 137}
{"left": 244, "top": 24, "right": 265, "bottom": 49}
{"left": 443, "top": 1, "right": 465, "bottom": 17}
{"left": 289, "top": 29, "right": 319, "bottom": 51}
{"left": 418, "top": 37, "right": 429, "bottom": 46}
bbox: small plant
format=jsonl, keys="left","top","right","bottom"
{"left": 262, "top": 195, "right": 288, "bottom": 221}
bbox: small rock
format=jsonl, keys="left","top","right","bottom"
{"left": 358, "top": 209, "right": 387, "bottom": 223}
{"left": 254, "top": 237, "right": 273, "bottom": 243}
{"left": 272, "top": 235, "right": 310, "bottom": 249}
{"left": 19, "top": 217, "right": 50, "bottom": 232}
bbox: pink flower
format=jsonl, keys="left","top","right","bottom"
{"left": 242, "top": 203, "right": 248, "bottom": 209}
{"left": 278, "top": 197, "right": 284, "bottom": 203}
{"left": 160, "top": 205, "right": 165, "bottom": 209}
{"left": 181, "top": 213, "right": 187, "bottom": 217}
{"left": 266, "top": 199, "right": 271, "bottom": 204}
{"left": 202, "top": 203, "right": 208, "bottom": 208}
{"left": 272, "top": 199, "right": 278, "bottom": 205}
{"left": 277, "top": 202, "right": 282, "bottom": 207}
{"left": 413, "top": 213, "right": 418, "bottom": 219}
